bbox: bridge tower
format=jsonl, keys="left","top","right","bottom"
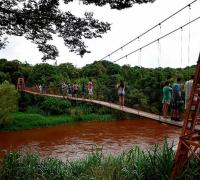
{"left": 171, "top": 53, "right": 200, "bottom": 178}
{"left": 17, "top": 77, "right": 25, "bottom": 90}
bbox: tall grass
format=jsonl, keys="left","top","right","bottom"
{"left": 0, "top": 112, "right": 113, "bottom": 131}
{"left": 0, "top": 141, "right": 199, "bottom": 179}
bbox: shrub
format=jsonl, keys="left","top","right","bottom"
{"left": 0, "top": 81, "right": 18, "bottom": 127}
{"left": 39, "top": 97, "right": 71, "bottom": 115}
{"left": 26, "top": 106, "right": 43, "bottom": 114}
{"left": 18, "top": 92, "right": 37, "bottom": 111}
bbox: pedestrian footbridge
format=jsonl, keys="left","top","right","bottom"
{"left": 23, "top": 89, "right": 183, "bottom": 128}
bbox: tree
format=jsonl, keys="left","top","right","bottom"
{"left": 127, "top": 88, "right": 148, "bottom": 109}
{"left": 0, "top": 72, "right": 11, "bottom": 83}
{"left": 30, "top": 63, "right": 58, "bottom": 85}
{"left": 79, "top": 0, "right": 156, "bottom": 10}
{"left": 0, "top": 81, "right": 19, "bottom": 127}
{"left": 0, "top": 0, "right": 155, "bottom": 61}
{"left": 58, "top": 63, "right": 80, "bottom": 80}
{"left": 0, "top": 59, "right": 21, "bottom": 84}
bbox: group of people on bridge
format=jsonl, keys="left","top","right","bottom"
{"left": 35, "top": 76, "right": 194, "bottom": 122}
{"left": 37, "top": 79, "right": 94, "bottom": 99}
{"left": 162, "top": 76, "right": 195, "bottom": 121}
{"left": 36, "top": 79, "right": 126, "bottom": 107}
{"left": 60, "top": 79, "right": 94, "bottom": 99}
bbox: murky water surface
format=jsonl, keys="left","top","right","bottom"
{"left": 0, "top": 119, "right": 181, "bottom": 161}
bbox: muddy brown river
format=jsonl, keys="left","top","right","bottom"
{"left": 0, "top": 118, "right": 181, "bottom": 161}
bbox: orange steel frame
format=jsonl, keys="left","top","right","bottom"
{"left": 17, "top": 77, "right": 25, "bottom": 90}
{"left": 171, "top": 53, "right": 200, "bottom": 179}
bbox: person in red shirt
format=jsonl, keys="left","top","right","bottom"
{"left": 87, "top": 79, "right": 93, "bottom": 99}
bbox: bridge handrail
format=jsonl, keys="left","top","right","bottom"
{"left": 22, "top": 88, "right": 184, "bottom": 128}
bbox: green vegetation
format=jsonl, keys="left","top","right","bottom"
{"left": 0, "top": 81, "right": 19, "bottom": 128}
{"left": 0, "top": 112, "right": 113, "bottom": 131}
{"left": 0, "top": 142, "right": 199, "bottom": 179}
{"left": 0, "top": 58, "right": 195, "bottom": 113}
{"left": 0, "top": 58, "right": 196, "bottom": 130}
{"left": 0, "top": 88, "right": 133, "bottom": 131}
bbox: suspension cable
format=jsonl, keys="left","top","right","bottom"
{"left": 180, "top": 27, "right": 183, "bottom": 67}
{"left": 137, "top": 37, "right": 141, "bottom": 66}
{"left": 99, "top": 0, "right": 199, "bottom": 61}
{"left": 157, "top": 39, "right": 160, "bottom": 67}
{"left": 112, "top": 16, "right": 200, "bottom": 63}
{"left": 158, "top": 24, "right": 162, "bottom": 67}
{"left": 188, "top": 4, "right": 191, "bottom": 78}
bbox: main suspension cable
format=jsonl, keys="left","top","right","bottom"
{"left": 112, "top": 16, "right": 200, "bottom": 63}
{"left": 99, "top": 0, "right": 199, "bottom": 61}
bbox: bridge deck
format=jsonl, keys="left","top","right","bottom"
{"left": 23, "top": 90, "right": 183, "bottom": 128}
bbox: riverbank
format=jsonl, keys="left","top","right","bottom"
{"left": 1, "top": 112, "right": 113, "bottom": 131}
{"left": 0, "top": 142, "right": 199, "bottom": 179}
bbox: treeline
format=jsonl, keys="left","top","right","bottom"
{"left": 0, "top": 58, "right": 196, "bottom": 114}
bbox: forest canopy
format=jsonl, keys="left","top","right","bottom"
{"left": 0, "top": 58, "right": 195, "bottom": 114}
{"left": 0, "top": 0, "right": 155, "bottom": 61}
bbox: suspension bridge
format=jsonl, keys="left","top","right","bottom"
{"left": 22, "top": 87, "right": 183, "bottom": 127}
{"left": 18, "top": 0, "right": 199, "bottom": 128}
{"left": 16, "top": 0, "right": 200, "bottom": 130}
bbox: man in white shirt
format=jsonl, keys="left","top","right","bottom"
{"left": 184, "top": 75, "right": 194, "bottom": 109}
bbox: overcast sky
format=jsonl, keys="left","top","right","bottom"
{"left": 0, "top": 0, "right": 200, "bottom": 68}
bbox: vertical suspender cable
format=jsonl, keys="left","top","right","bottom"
{"left": 158, "top": 23, "right": 162, "bottom": 67}
{"left": 180, "top": 27, "right": 183, "bottom": 67}
{"left": 187, "top": 4, "right": 191, "bottom": 78}
{"left": 138, "top": 37, "right": 140, "bottom": 66}
{"left": 139, "top": 48, "right": 142, "bottom": 78}
{"left": 157, "top": 39, "right": 161, "bottom": 67}
{"left": 157, "top": 24, "right": 161, "bottom": 118}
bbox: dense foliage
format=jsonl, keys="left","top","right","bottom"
{"left": 79, "top": 0, "right": 156, "bottom": 9}
{"left": 40, "top": 97, "right": 71, "bottom": 115}
{"left": 0, "top": 0, "right": 155, "bottom": 60}
{"left": 0, "top": 142, "right": 200, "bottom": 179}
{"left": 0, "top": 58, "right": 196, "bottom": 115}
{"left": 0, "top": 81, "right": 18, "bottom": 127}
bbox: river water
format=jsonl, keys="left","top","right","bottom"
{"left": 0, "top": 118, "right": 181, "bottom": 161}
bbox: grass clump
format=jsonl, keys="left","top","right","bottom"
{"left": 0, "top": 112, "right": 113, "bottom": 131}
{"left": 1, "top": 141, "right": 200, "bottom": 179}
{"left": 3, "top": 112, "right": 74, "bottom": 131}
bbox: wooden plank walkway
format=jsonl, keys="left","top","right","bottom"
{"left": 23, "top": 90, "right": 183, "bottom": 128}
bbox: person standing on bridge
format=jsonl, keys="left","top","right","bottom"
{"left": 87, "top": 79, "right": 94, "bottom": 99}
{"left": 184, "top": 75, "right": 194, "bottom": 109}
{"left": 73, "top": 82, "right": 79, "bottom": 98}
{"left": 42, "top": 84, "right": 46, "bottom": 94}
{"left": 61, "top": 82, "right": 67, "bottom": 98}
{"left": 117, "top": 80, "right": 125, "bottom": 107}
{"left": 38, "top": 84, "right": 42, "bottom": 94}
{"left": 171, "top": 77, "right": 182, "bottom": 121}
{"left": 68, "top": 83, "right": 73, "bottom": 97}
{"left": 162, "top": 81, "right": 172, "bottom": 118}
{"left": 81, "top": 81, "right": 87, "bottom": 98}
